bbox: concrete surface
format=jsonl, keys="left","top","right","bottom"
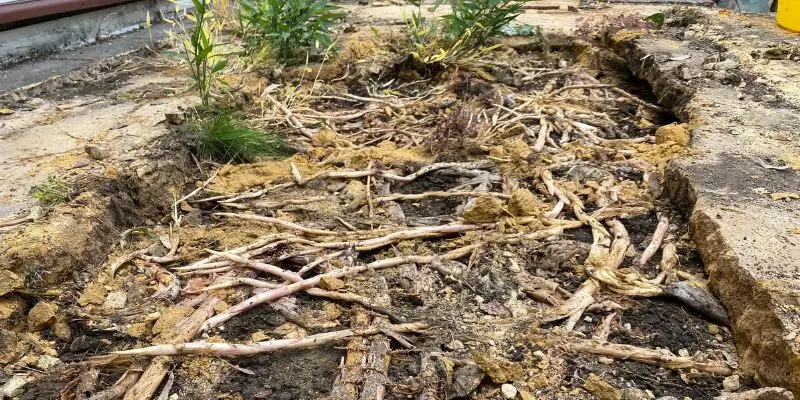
{"left": 610, "top": 12, "right": 800, "bottom": 395}
{"left": 0, "top": 69, "right": 193, "bottom": 218}
{"left": 0, "top": 19, "right": 176, "bottom": 94}
{"left": 0, "top": 1, "right": 179, "bottom": 69}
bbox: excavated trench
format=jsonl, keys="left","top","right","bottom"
{"left": 1, "top": 21, "right": 792, "bottom": 400}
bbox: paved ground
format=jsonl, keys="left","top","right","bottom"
{"left": 0, "top": 20, "right": 171, "bottom": 94}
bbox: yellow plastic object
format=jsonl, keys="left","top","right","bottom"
{"left": 777, "top": 1, "right": 800, "bottom": 33}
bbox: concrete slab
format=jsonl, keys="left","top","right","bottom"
{"left": 609, "top": 11, "right": 800, "bottom": 395}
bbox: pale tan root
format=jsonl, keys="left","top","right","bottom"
{"left": 114, "top": 323, "right": 427, "bottom": 356}
{"left": 566, "top": 340, "right": 737, "bottom": 375}
{"left": 202, "top": 244, "right": 480, "bottom": 331}
{"left": 374, "top": 191, "right": 509, "bottom": 202}
{"left": 639, "top": 215, "right": 669, "bottom": 266}
{"left": 214, "top": 212, "right": 337, "bottom": 236}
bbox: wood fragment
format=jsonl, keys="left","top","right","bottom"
{"left": 359, "top": 339, "right": 391, "bottom": 400}
{"left": 86, "top": 370, "right": 141, "bottom": 400}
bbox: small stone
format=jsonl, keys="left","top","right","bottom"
{"left": 507, "top": 259, "right": 521, "bottom": 273}
{"left": 598, "top": 357, "right": 613, "bottom": 365}
{"left": 655, "top": 123, "right": 691, "bottom": 147}
{"left": 518, "top": 389, "right": 536, "bottom": 400}
{"left": 678, "top": 348, "right": 690, "bottom": 357}
{"left": 507, "top": 189, "right": 542, "bottom": 217}
{"left": 583, "top": 373, "right": 621, "bottom": 400}
{"left": 723, "top": 375, "right": 741, "bottom": 392}
{"left": 27, "top": 302, "right": 57, "bottom": 331}
{"left": 326, "top": 181, "right": 347, "bottom": 193}
{"left": 0, "top": 270, "right": 23, "bottom": 297}
{"left": 77, "top": 282, "right": 108, "bottom": 306}
{"left": 52, "top": 316, "right": 72, "bottom": 340}
{"left": 622, "top": 387, "right": 649, "bottom": 400}
{"left": 446, "top": 339, "right": 465, "bottom": 350}
{"left": 318, "top": 276, "right": 345, "bottom": 291}
{"left": 462, "top": 195, "right": 504, "bottom": 223}
{"left": 36, "top": 355, "right": 61, "bottom": 370}
{"left": 0, "top": 295, "right": 26, "bottom": 327}
{"left": 708, "top": 324, "right": 720, "bottom": 334}
{"left": 345, "top": 180, "right": 367, "bottom": 207}
{"left": 84, "top": 144, "right": 110, "bottom": 160}
{"left": 501, "top": 383, "right": 518, "bottom": 399}
{"left": 251, "top": 330, "right": 268, "bottom": 342}
{"left": 103, "top": 292, "right": 127, "bottom": 310}
{"left": 452, "top": 364, "right": 485, "bottom": 397}
{"left": 473, "top": 352, "right": 524, "bottom": 383}
{"left": 1, "top": 374, "right": 28, "bottom": 397}
{"left": 714, "top": 59, "right": 740, "bottom": 70}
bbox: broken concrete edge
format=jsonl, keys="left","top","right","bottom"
{"left": 0, "top": 42, "right": 164, "bottom": 101}
{"left": 608, "top": 28, "right": 800, "bottom": 395}
{"left": 0, "top": 137, "right": 197, "bottom": 298}
{"left": 0, "top": 0, "right": 190, "bottom": 70}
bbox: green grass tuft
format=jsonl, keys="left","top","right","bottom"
{"left": 31, "top": 176, "right": 70, "bottom": 206}
{"left": 195, "top": 113, "right": 295, "bottom": 164}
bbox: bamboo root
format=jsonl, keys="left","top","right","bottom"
{"left": 375, "top": 191, "right": 509, "bottom": 203}
{"left": 639, "top": 215, "right": 669, "bottom": 266}
{"left": 566, "top": 340, "right": 737, "bottom": 375}
{"left": 214, "top": 212, "right": 337, "bottom": 236}
{"left": 202, "top": 245, "right": 479, "bottom": 331}
{"left": 114, "top": 323, "right": 427, "bottom": 357}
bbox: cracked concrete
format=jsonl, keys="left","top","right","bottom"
{"left": 610, "top": 11, "right": 800, "bottom": 395}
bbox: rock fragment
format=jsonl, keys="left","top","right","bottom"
{"left": 655, "top": 123, "right": 691, "bottom": 147}
{"left": 452, "top": 364, "right": 485, "bottom": 397}
{"left": 319, "top": 276, "right": 345, "bottom": 291}
{"left": 84, "top": 144, "right": 110, "bottom": 160}
{"left": 0, "top": 270, "right": 23, "bottom": 297}
{"left": 501, "top": 383, "right": 518, "bottom": 399}
{"left": 27, "top": 301, "right": 57, "bottom": 331}
{"left": 473, "top": 353, "right": 524, "bottom": 383}
{"left": 582, "top": 373, "right": 621, "bottom": 400}
{"left": 463, "top": 195, "right": 504, "bottom": 223}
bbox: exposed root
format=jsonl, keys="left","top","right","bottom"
{"left": 114, "top": 323, "right": 428, "bottom": 356}
{"left": 566, "top": 340, "right": 737, "bottom": 375}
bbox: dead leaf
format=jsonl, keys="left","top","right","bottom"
{"left": 0, "top": 108, "right": 14, "bottom": 115}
